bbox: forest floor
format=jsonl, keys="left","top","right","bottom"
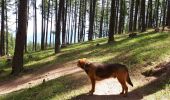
{"left": 0, "top": 61, "right": 79, "bottom": 95}
{"left": 0, "top": 30, "right": 170, "bottom": 100}
{"left": 0, "top": 60, "right": 170, "bottom": 100}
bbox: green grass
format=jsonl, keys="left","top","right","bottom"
{"left": 0, "top": 31, "right": 170, "bottom": 99}
{"left": 0, "top": 72, "right": 89, "bottom": 100}
{"left": 1, "top": 31, "right": 170, "bottom": 72}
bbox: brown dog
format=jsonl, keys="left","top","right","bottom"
{"left": 77, "top": 58, "right": 133, "bottom": 96}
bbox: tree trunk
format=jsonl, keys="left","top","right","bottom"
{"left": 50, "top": 0, "right": 54, "bottom": 47}
{"left": 162, "top": 0, "right": 167, "bottom": 31}
{"left": 88, "top": 0, "right": 97, "bottom": 41}
{"left": 41, "top": 0, "right": 45, "bottom": 50}
{"left": 0, "top": 0, "right": 5, "bottom": 56}
{"left": 79, "top": 1, "right": 83, "bottom": 42}
{"left": 55, "top": 0, "right": 64, "bottom": 53}
{"left": 108, "top": 0, "right": 116, "bottom": 43}
{"left": 115, "top": 0, "right": 119, "bottom": 34}
{"left": 45, "top": 0, "right": 51, "bottom": 48}
{"left": 15, "top": 0, "right": 18, "bottom": 34}
{"left": 66, "top": 0, "right": 71, "bottom": 44}
{"left": 12, "top": 0, "right": 28, "bottom": 75}
{"left": 118, "top": 0, "right": 125, "bottom": 34}
{"left": 83, "top": 0, "right": 87, "bottom": 42}
{"left": 140, "top": 0, "right": 146, "bottom": 32}
{"left": 62, "top": 0, "right": 67, "bottom": 45}
{"left": 133, "top": 0, "right": 139, "bottom": 31}
{"left": 94, "top": 5, "right": 98, "bottom": 39}
{"left": 105, "top": 0, "right": 109, "bottom": 37}
{"left": 148, "top": 0, "right": 153, "bottom": 28}
{"left": 25, "top": 0, "right": 29, "bottom": 53}
{"left": 129, "top": 0, "right": 134, "bottom": 32}
{"left": 70, "top": 2, "right": 74, "bottom": 43}
{"left": 155, "top": 0, "right": 160, "bottom": 28}
{"left": 34, "top": 0, "right": 37, "bottom": 50}
{"left": 167, "top": 0, "right": 170, "bottom": 27}
{"left": 5, "top": 0, "right": 8, "bottom": 55}
{"left": 33, "top": 0, "right": 35, "bottom": 51}
{"left": 78, "top": 0, "right": 81, "bottom": 42}
{"left": 74, "top": 0, "right": 77, "bottom": 43}
{"left": 99, "top": 0, "right": 105, "bottom": 38}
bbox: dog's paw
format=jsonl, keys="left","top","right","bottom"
{"left": 88, "top": 90, "right": 94, "bottom": 95}
{"left": 120, "top": 92, "right": 128, "bottom": 97}
{"left": 123, "top": 93, "right": 128, "bottom": 97}
{"left": 120, "top": 92, "right": 124, "bottom": 95}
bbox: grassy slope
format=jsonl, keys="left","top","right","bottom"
{"left": 0, "top": 31, "right": 170, "bottom": 100}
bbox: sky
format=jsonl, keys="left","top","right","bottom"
{"left": 7, "top": 0, "right": 54, "bottom": 43}
{"left": 6, "top": 0, "right": 101, "bottom": 43}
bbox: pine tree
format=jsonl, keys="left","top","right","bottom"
{"left": 108, "top": 0, "right": 116, "bottom": 43}
{"left": 12, "top": 0, "right": 28, "bottom": 75}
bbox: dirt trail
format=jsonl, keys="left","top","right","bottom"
{"left": 0, "top": 61, "right": 81, "bottom": 95}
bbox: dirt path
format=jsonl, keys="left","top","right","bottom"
{"left": 0, "top": 61, "right": 81, "bottom": 95}
{"left": 0, "top": 60, "right": 168, "bottom": 100}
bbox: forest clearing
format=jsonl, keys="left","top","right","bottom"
{"left": 0, "top": 0, "right": 170, "bottom": 100}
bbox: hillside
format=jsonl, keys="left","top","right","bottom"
{"left": 0, "top": 31, "right": 170, "bottom": 100}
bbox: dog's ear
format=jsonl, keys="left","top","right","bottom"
{"left": 85, "top": 62, "right": 91, "bottom": 66}
{"left": 78, "top": 59, "right": 81, "bottom": 63}
{"left": 78, "top": 58, "right": 87, "bottom": 64}
{"left": 82, "top": 58, "right": 87, "bottom": 61}
{"left": 78, "top": 59, "right": 83, "bottom": 63}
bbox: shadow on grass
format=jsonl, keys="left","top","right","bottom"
{"left": 24, "top": 50, "right": 55, "bottom": 64}
{"left": 1, "top": 71, "right": 90, "bottom": 100}
{"left": 56, "top": 31, "right": 169, "bottom": 65}
{"left": 0, "top": 50, "right": 55, "bottom": 75}
{"left": 0, "top": 32, "right": 169, "bottom": 81}
{"left": 2, "top": 31, "right": 166, "bottom": 77}
{"left": 103, "top": 32, "right": 170, "bottom": 67}
{"left": 0, "top": 31, "right": 169, "bottom": 86}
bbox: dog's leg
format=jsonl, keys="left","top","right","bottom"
{"left": 117, "top": 75, "right": 128, "bottom": 97}
{"left": 89, "top": 77, "right": 95, "bottom": 95}
{"left": 120, "top": 85, "right": 124, "bottom": 95}
{"left": 121, "top": 82, "right": 128, "bottom": 97}
{"left": 117, "top": 77, "right": 125, "bottom": 95}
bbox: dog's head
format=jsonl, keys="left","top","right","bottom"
{"left": 77, "top": 58, "right": 88, "bottom": 69}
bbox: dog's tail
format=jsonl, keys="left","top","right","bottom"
{"left": 127, "top": 73, "right": 133, "bottom": 87}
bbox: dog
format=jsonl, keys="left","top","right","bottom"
{"left": 77, "top": 58, "right": 133, "bottom": 96}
